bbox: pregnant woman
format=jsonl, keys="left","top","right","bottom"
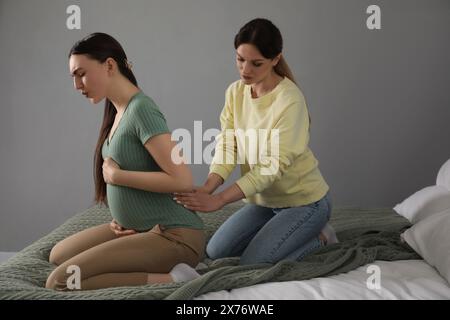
{"left": 46, "top": 33, "right": 204, "bottom": 290}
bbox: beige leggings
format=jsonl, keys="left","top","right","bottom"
{"left": 45, "top": 223, "right": 205, "bottom": 291}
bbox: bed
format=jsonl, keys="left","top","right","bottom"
{"left": 1, "top": 199, "right": 448, "bottom": 300}
{"left": 196, "top": 259, "right": 450, "bottom": 299}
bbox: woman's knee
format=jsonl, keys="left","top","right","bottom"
{"left": 206, "top": 233, "right": 236, "bottom": 260}
{"left": 48, "top": 242, "right": 65, "bottom": 265}
{"left": 48, "top": 240, "right": 74, "bottom": 266}
{"left": 205, "top": 238, "right": 223, "bottom": 260}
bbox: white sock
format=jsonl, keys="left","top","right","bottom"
{"left": 321, "top": 223, "right": 339, "bottom": 245}
{"left": 169, "top": 263, "right": 200, "bottom": 282}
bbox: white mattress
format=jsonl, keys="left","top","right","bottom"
{"left": 195, "top": 260, "right": 450, "bottom": 300}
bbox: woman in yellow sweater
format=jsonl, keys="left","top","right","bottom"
{"left": 175, "top": 18, "right": 337, "bottom": 266}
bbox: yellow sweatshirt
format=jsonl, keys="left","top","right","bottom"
{"left": 210, "top": 77, "right": 329, "bottom": 208}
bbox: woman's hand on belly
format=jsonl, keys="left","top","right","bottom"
{"left": 109, "top": 219, "right": 138, "bottom": 237}
{"left": 173, "top": 192, "right": 225, "bottom": 213}
{"left": 103, "top": 157, "right": 121, "bottom": 185}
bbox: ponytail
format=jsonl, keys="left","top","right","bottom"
{"left": 274, "top": 55, "right": 296, "bottom": 85}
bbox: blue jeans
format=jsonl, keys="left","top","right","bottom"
{"left": 206, "top": 192, "right": 332, "bottom": 265}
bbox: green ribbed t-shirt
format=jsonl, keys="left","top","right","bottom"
{"left": 101, "top": 91, "right": 204, "bottom": 231}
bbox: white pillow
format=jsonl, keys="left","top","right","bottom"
{"left": 393, "top": 185, "right": 450, "bottom": 224}
{"left": 436, "top": 158, "right": 450, "bottom": 191}
{"left": 401, "top": 208, "right": 450, "bottom": 284}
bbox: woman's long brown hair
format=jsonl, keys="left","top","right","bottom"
{"left": 69, "top": 33, "right": 138, "bottom": 207}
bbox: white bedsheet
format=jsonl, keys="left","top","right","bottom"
{"left": 195, "top": 260, "right": 450, "bottom": 300}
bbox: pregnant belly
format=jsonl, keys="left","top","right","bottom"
{"left": 107, "top": 185, "right": 148, "bottom": 230}
{"left": 106, "top": 184, "right": 173, "bottom": 230}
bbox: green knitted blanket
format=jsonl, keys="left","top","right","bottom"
{"left": 0, "top": 202, "right": 419, "bottom": 299}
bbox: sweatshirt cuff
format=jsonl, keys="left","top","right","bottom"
{"left": 235, "top": 175, "right": 258, "bottom": 198}
{"left": 209, "top": 165, "right": 232, "bottom": 182}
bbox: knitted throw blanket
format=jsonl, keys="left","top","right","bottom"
{"left": 0, "top": 202, "right": 419, "bottom": 299}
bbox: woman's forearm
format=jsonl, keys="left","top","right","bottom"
{"left": 204, "top": 173, "right": 224, "bottom": 193}
{"left": 217, "top": 183, "right": 245, "bottom": 206}
{"left": 113, "top": 169, "right": 193, "bottom": 193}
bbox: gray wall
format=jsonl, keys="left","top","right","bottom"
{"left": 1, "top": 0, "right": 449, "bottom": 251}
